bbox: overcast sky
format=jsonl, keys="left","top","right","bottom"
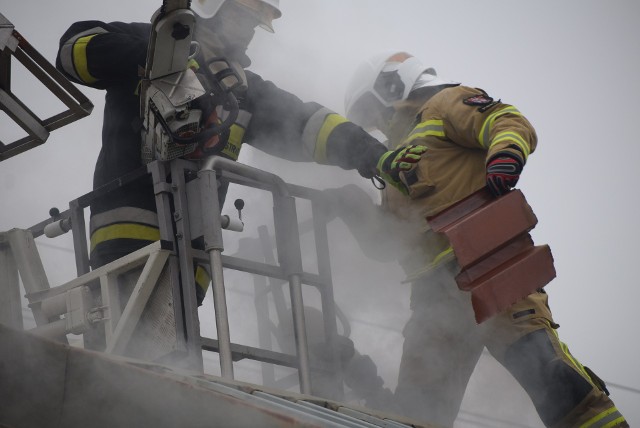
{"left": 1, "top": 1, "right": 639, "bottom": 427}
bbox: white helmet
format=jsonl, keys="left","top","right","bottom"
{"left": 345, "top": 52, "right": 458, "bottom": 128}
{"left": 191, "top": 0, "right": 281, "bottom": 32}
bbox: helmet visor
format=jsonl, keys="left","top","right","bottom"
{"left": 346, "top": 91, "right": 390, "bottom": 131}
{"left": 234, "top": 0, "right": 281, "bottom": 32}
{"left": 373, "top": 67, "right": 406, "bottom": 105}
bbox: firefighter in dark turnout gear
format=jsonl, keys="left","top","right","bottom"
{"left": 56, "top": 1, "right": 420, "bottom": 305}
{"left": 343, "top": 52, "right": 628, "bottom": 428}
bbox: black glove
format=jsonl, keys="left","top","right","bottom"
{"left": 486, "top": 153, "right": 523, "bottom": 196}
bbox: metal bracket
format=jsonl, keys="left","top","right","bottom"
{"left": 0, "top": 12, "right": 93, "bottom": 162}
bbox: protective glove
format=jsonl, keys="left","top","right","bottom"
{"left": 486, "top": 153, "right": 523, "bottom": 196}
{"left": 376, "top": 145, "right": 427, "bottom": 194}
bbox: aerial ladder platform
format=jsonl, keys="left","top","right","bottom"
{"left": 0, "top": 11, "right": 432, "bottom": 428}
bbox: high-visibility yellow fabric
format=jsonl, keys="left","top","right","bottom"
{"left": 580, "top": 407, "right": 626, "bottom": 428}
{"left": 489, "top": 130, "right": 530, "bottom": 160}
{"left": 90, "top": 223, "right": 160, "bottom": 252}
{"left": 383, "top": 85, "right": 625, "bottom": 428}
{"left": 73, "top": 35, "right": 99, "bottom": 84}
{"left": 403, "top": 119, "right": 445, "bottom": 145}
{"left": 314, "top": 113, "right": 349, "bottom": 164}
{"left": 383, "top": 86, "right": 537, "bottom": 225}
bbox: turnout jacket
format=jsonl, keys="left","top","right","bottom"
{"left": 383, "top": 85, "right": 537, "bottom": 221}
{"left": 381, "top": 85, "right": 537, "bottom": 276}
{"left": 56, "top": 20, "right": 386, "bottom": 266}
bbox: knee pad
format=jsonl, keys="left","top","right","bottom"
{"left": 504, "top": 329, "right": 593, "bottom": 427}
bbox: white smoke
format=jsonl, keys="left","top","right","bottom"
{"left": 2, "top": 0, "right": 638, "bottom": 426}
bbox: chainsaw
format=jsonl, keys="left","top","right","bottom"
{"left": 140, "top": 0, "right": 244, "bottom": 163}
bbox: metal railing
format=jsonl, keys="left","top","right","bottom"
{"left": 0, "top": 156, "right": 343, "bottom": 397}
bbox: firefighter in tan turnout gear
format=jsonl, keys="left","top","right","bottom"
{"left": 55, "top": 0, "right": 422, "bottom": 307}
{"left": 343, "top": 52, "right": 628, "bottom": 428}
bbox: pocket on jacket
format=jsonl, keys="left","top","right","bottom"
{"left": 400, "top": 160, "right": 435, "bottom": 199}
{"left": 507, "top": 291, "right": 556, "bottom": 327}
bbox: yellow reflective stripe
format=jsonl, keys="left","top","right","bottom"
{"left": 580, "top": 407, "right": 625, "bottom": 428}
{"left": 404, "top": 119, "right": 445, "bottom": 144}
{"left": 561, "top": 340, "right": 590, "bottom": 379}
{"left": 547, "top": 321, "right": 594, "bottom": 386}
{"left": 315, "top": 113, "right": 348, "bottom": 163}
{"left": 90, "top": 207, "right": 158, "bottom": 231}
{"left": 73, "top": 35, "right": 98, "bottom": 84}
{"left": 90, "top": 223, "right": 160, "bottom": 252}
{"left": 195, "top": 265, "right": 211, "bottom": 292}
{"left": 221, "top": 124, "right": 244, "bottom": 161}
{"left": 545, "top": 323, "right": 627, "bottom": 428}
{"left": 490, "top": 131, "right": 530, "bottom": 159}
{"left": 602, "top": 417, "right": 627, "bottom": 428}
{"left": 433, "top": 246, "right": 454, "bottom": 266}
{"left": 401, "top": 245, "right": 456, "bottom": 283}
{"left": 478, "top": 106, "right": 522, "bottom": 148}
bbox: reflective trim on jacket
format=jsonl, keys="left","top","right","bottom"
{"left": 383, "top": 85, "right": 537, "bottom": 221}
{"left": 382, "top": 85, "right": 537, "bottom": 276}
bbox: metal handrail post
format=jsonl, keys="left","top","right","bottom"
{"left": 311, "top": 198, "right": 343, "bottom": 399}
{"left": 0, "top": 235, "right": 23, "bottom": 329}
{"left": 198, "top": 162, "right": 234, "bottom": 379}
{"left": 287, "top": 273, "right": 311, "bottom": 394}
{"left": 170, "top": 161, "right": 205, "bottom": 372}
{"left": 199, "top": 156, "right": 312, "bottom": 393}
{"left": 69, "top": 199, "right": 90, "bottom": 276}
{"left": 272, "top": 194, "right": 311, "bottom": 395}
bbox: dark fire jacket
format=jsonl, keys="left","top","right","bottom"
{"left": 56, "top": 20, "right": 387, "bottom": 267}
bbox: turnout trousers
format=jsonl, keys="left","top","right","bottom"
{"left": 394, "top": 265, "right": 627, "bottom": 428}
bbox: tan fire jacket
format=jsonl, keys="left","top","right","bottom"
{"left": 383, "top": 85, "right": 537, "bottom": 220}
{"left": 381, "top": 85, "right": 537, "bottom": 275}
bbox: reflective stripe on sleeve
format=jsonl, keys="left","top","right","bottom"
{"left": 404, "top": 119, "right": 445, "bottom": 145}
{"left": 59, "top": 27, "right": 107, "bottom": 84}
{"left": 73, "top": 35, "right": 98, "bottom": 84}
{"left": 489, "top": 131, "right": 530, "bottom": 160}
{"left": 478, "top": 106, "right": 522, "bottom": 149}
{"left": 302, "top": 108, "right": 348, "bottom": 164}
{"left": 580, "top": 407, "right": 626, "bottom": 428}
